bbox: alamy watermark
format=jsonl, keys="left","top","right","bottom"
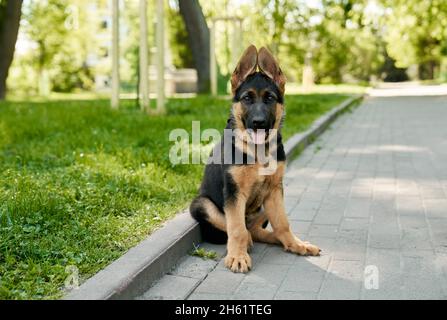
{"left": 64, "top": 265, "right": 79, "bottom": 290}
{"left": 169, "top": 121, "right": 280, "bottom": 175}
{"left": 364, "top": 265, "right": 379, "bottom": 290}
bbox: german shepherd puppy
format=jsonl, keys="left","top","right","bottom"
{"left": 190, "top": 45, "right": 320, "bottom": 273}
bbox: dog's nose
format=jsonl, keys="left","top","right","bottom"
{"left": 252, "top": 117, "right": 267, "bottom": 129}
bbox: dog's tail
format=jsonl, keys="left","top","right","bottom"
{"left": 190, "top": 196, "right": 228, "bottom": 244}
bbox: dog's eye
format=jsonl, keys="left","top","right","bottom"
{"left": 242, "top": 95, "right": 253, "bottom": 104}
{"left": 264, "top": 94, "right": 275, "bottom": 103}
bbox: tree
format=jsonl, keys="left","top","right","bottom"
{"left": 382, "top": 0, "right": 447, "bottom": 80}
{"left": 167, "top": 3, "right": 194, "bottom": 69}
{"left": 0, "top": 0, "right": 23, "bottom": 100}
{"left": 17, "top": 0, "right": 102, "bottom": 95}
{"left": 179, "top": 0, "right": 210, "bottom": 93}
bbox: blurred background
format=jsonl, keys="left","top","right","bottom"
{"left": 1, "top": 0, "right": 447, "bottom": 101}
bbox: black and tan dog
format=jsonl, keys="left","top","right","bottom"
{"left": 190, "top": 45, "right": 320, "bottom": 273}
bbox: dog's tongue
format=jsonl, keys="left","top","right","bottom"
{"left": 250, "top": 130, "right": 266, "bottom": 145}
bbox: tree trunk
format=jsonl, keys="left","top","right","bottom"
{"left": 418, "top": 60, "right": 438, "bottom": 80}
{"left": 0, "top": 0, "right": 23, "bottom": 100}
{"left": 179, "top": 0, "right": 210, "bottom": 93}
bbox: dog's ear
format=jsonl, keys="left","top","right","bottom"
{"left": 231, "top": 45, "right": 258, "bottom": 94}
{"left": 257, "top": 47, "right": 286, "bottom": 94}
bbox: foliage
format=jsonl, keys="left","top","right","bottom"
{"left": 8, "top": 0, "right": 104, "bottom": 95}
{"left": 0, "top": 93, "right": 346, "bottom": 299}
{"left": 200, "top": 0, "right": 385, "bottom": 84}
{"left": 381, "top": 0, "right": 447, "bottom": 79}
{"left": 7, "top": 0, "right": 447, "bottom": 96}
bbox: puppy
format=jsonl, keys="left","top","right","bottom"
{"left": 190, "top": 45, "right": 320, "bottom": 273}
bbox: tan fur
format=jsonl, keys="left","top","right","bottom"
{"left": 202, "top": 198, "right": 227, "bottom": 232}
{"left": 247, "top": 210, "right": 279, "bottom": 244}
{"left": 231, "top": 45, "right": 258, "bottom": 95}
{"left": 224, "top": 195, "right": 253, "bottom": 273}
{"left": 257, "top": 47, "right": 287, "bottom": 95}
{"left": 274, "top": 103, "right": 284, "bottom": 130}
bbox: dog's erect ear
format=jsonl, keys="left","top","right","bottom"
{"left": 231, "top": 45, "right": 258, "bottom": 94}
{"left": 257, "top": 47, "right": 286, "bottom": 94}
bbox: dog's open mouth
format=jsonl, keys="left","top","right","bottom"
{"left": 248, "top": 129, "right": 267, "bottom": 145}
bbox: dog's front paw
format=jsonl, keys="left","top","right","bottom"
{"left": 285, "top": 236, "right": 321, "bottom": 256}
{"left": 224, "top": 252, "right": 252, "bottom": 273}
{"left": 302, "top": 240, "right": 321, "bottom": 256}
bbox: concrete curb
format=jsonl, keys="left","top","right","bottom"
{"left": 64, "top": 94, "right": 363, "bottom": 300}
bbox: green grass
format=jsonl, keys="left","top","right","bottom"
{"left": 190, "top": 245, "right": 218, "bottom": 260}
{"left": 0, "top": 93, "right": 347, "bottom": 299}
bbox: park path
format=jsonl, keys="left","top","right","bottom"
{"left": 139, "top": 87, "right": 447, "bottom": 300}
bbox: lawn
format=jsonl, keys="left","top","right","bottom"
{"left": 0, "top": 93, "right": 347, "bottom": 299}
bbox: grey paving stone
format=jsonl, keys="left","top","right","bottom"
{"left": 327, "top": 260, "right": 364, "bottom": 282}
{"left": 401, "top": 252, "right": 445, "bottom": 299}
{"left": 319, "top": 195, "right": 348, "bottom": 211}
{"left": 140, "top": 275, "right": 200, "bottom": 300}
{"left": 318, "top": 279, "right": 362, "bottom": 300}
{"left": 232, "top": 264, "right": 290, "bottom": 299}
{"left": 308, "top": 224, "right": 339, "bottom": 238}
{"left": 169, "top": 256, "right": 218, "bottom": 280}
{"left": 284, "top": 196, "right": 300, "bottom": 214}
{"left": 296, "top": 254, "right": 332, "bottom": 271}
{"left": 340, "top": 217, "right": 369, "bottom": 231}
{"left": 424, "top": 199, "right": 447, "bottom": 218}
{"left": 305, "top": 236, "right": 337, "bottom": 256}
{"left": 294, "top": 199, "right": 321, "bottom": 212}
{"left": 187, "top": 293, "right": 234, "bottom": 300}
{"left": 289, "top": 220, "right": 311, "bottom": 235}
{"left": 399, "top": 214, "right": 427, "bottom": 230}
{"left": 397, "top": 195, "right": 424, "bottom": 215}
{"left": 300, "top": 191, "right": 325, "bottom": 203}
{"left": 243, "top": 263, "right": 290, "bottom": 285}
{"left": 436, "top": 253, "right": 447, "bottom": 298}
{"left": 420, "top": 187, "right": 446, "bottom": 199}
{"left": 368, "top": 233, "right": 400, "bottom": 249}
{"left": 194, "top": 270, "right": 245, "bottom": 294}
{"left": 279, "top": 264, "right": 326, "bottom": 293}
{"left": 400, "top": 228, "right": 433, "bottom": 251}
{"left": 334, "top": 230, "right": 367, "bottom": 261}
{"left": 313, "top": 209, "right": 344, "bottom": 225}
{"left": 350, "top": 187, "right": 373, "bottom": 198}
{"left": 250, "top": 242, "right": 268, "bottom": 255}
{"left": 289, "top": 208, "right": 318, "bottom": 221}
{"left": 274, "top": 291, "right": 317, "bottom": 300}
{"left": 345, "top": 197, "right": 371, "bottom": 218}
{"left": 233, "top": 281, "right": 277, "bottom": 300}
{"left": 260, "top": 245, "right": 297, "bottom": 265}
{"left": 428, "top": 218, "right": 447, "bottom": 251}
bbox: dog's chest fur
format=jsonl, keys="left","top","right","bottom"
{"left": 228, "top": 162, "right": 285, "bottom": 222}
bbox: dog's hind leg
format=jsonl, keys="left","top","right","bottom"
{"left": 190, "top": 196, "right": 228, "bottom": 244}
{"left": 248, "top": 211, "right": 280, "bottom": 245}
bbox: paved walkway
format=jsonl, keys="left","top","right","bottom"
{"left": 139, "top": 90, "right": 447, "bottom": 300}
